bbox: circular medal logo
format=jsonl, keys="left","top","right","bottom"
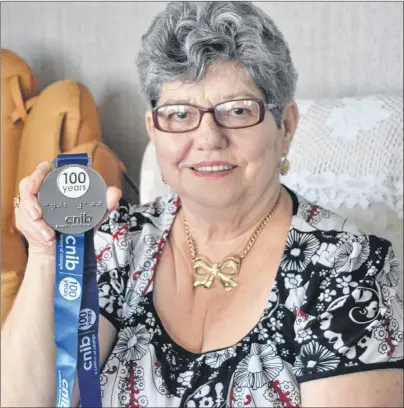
{"left": 57, "top": 166, "right": 90, "bottom": 198}
{"left": 59, "top": 277, "right": 81, "bottom": 301}
{"left": 78, "top": 308, "right": 97, "bottom": 331}
{"left": 38, "top": 164, "right": 107, "bottom": 234}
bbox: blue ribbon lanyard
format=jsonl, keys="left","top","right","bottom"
{"left": 54, "top": 153, "right": 102, "bottom": 408}
{"left": 77, "top": 229, "right": 102, "bottom": 407}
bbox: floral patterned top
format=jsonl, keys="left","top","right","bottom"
{"left": 95, "top": 188, "right": 403, "bottom": 407}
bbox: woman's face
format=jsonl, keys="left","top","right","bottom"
{"left": 146, "top": 60, "right": 298, "bottom": 208}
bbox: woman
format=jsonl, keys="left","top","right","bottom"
{"left": 2, "top": 2, "right": 403, "bottom": 407}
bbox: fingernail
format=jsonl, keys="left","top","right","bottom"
{"left": 41, "top": 229, "right": 51, "bottom": 241}
{"left": 30, "top": 208, "right": 40, "bottom": 220}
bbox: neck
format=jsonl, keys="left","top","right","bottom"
{"left": 178, "top": 181, "right": 286, "bottom": 258}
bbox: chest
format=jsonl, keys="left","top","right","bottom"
{"left": 152, "top": 229, "right": 288, "bottom": 354}
{"left": 103, "top": 300, "right": 300, "bottom": 407}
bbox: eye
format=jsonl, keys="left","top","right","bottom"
{"left": 230, "top": 108, "right": 249, "bottom": 116}
{"left": 170, "top": 111, "right": 188, "bottom": 120}
{"left": 161, "top": 106, "right": 196, "bottom": 121}
{"left": 216, "top": 100, "right": 258, "bottom": 117}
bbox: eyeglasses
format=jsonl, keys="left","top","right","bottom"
{"left": 152, "top": 99, "right": 277, "bottom": 133}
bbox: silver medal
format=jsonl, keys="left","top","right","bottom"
{"left": 38, "top": 163, "right": 107, "bottom": 234}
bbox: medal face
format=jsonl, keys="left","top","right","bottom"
{"left": 38, "top": 165, "right": 107, "bottom": 234}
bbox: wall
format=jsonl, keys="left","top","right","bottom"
{"left": 1, "top": 1, "right": 403, "bottom": 203}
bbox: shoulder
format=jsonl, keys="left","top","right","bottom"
{"left": 284, "top": 188, "right": 402, "bottom": 316}
{"left": 288, "top": 188, "right": 399, "bottom": 278}
{"left": 284, "top": 191, "right": 403, "bottom": 373}
{"left": 290, "top": 188, "right": 364, "bottom": 236}
{"left": 289, "top": 188, "right": 396, "bottom": 262}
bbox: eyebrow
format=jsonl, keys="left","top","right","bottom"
{"left": 160, "top": 93, "right": 260, "bottom": 106}
{"left": 161, "top": 99, "right": 191, "bottom": 105}
{"left": 220, "top": 92, "right": 260, "bottom": 101}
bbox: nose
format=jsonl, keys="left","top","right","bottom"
{"left": 193, "top": 111, "right": 228, "bottom": 151}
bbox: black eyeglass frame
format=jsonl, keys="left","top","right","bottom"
{"left": 152, "top": 98, "right": 277, "bottom": 133}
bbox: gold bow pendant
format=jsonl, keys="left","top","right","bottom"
{"left": 192, "top": 255, "right": 241, "bottom": 291}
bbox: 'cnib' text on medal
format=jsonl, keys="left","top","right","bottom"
{"left": 56, "top": 213, "right": 93, "bottom": 229}
{"left": 65, "top": 212, "right": 92, "bottom": 225}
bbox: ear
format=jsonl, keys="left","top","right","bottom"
{"left": 281, "top": 101, "right": 299, "bottom": 156}
{"left": 145, "top": 111, "right": 155, "bottom": 143}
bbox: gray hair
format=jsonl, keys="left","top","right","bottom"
{"left": 136, "top": 1, "right": 298, "bottom": 128}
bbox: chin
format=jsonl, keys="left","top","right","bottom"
{"left": 179, "top": 185, "right": 242, "bottom": 208}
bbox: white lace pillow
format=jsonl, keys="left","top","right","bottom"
{"left": 282, "top": 95, "right": 403, "bottom": 273}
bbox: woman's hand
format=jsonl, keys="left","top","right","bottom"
{"left": 15, "top": 161, "right": 122, "bottom": 255}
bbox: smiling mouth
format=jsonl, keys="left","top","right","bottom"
{"left": 190, "top": 165, "right": 237, "bottom": 173}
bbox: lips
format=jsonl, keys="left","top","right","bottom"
{"left": 191, "top": 164, "right": 236, "bottom": 173}
{"left": 190, "top": 161, "right": 237, "bottom": 173}
{"left": 187, "top": 161, "right": 237, "bottom": 180}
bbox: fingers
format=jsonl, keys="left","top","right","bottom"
{"left": 27, "top": 161, "right": 53, "bottom": 195}
{"left": 19, "top": 161, "right": 53, "bottom": 222}
{"left": 15, "top": 161, "right": 56, "bottom": 250}
{"left": 15, "top": 206, "right": 56, "bottom": 248}
{"left": 106, "top": 186, "right": 122, "bottom": 212}
{"left": 18, "top": 182, "right": 41, "bottom": 222}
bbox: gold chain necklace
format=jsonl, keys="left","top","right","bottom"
{"left": 183, "top": 189, "right": 282, "bottom": 291}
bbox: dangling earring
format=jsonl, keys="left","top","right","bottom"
{"left": 280, "top": 157, "right": 291, "bottom": 176}
{"left": 162, "top": 174, "right": 167, "bottom": 185}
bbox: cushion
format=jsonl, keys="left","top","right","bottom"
{"left": 1, "top": 49, "right": 35, "bottom": 327}
{"left": 1, "top": 48, "right": 37, "bottom": 232}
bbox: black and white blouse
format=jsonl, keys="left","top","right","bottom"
{"left": 95, "top": 188, "right": 403, "bottom": 407}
